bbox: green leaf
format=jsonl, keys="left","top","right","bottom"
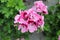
{"left": 44, "top": 24, "right": 51, "bottom": 32}
{"left": 4, "top": 13, "right": 10, "bottom": 18}
{"left": 1, "top": 0, "right": 5, "bottom": 2}
{"left": 0, "top": 19, "right": 4, "bottom": 25}
{"left": 57, "top": 30, "right": 60, "bottom": 35}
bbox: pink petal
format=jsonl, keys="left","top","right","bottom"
{"left": 28, "top": 23, "right": 37, "bottom": 33}
{"left": 28, "top": 9, "right": 41, "bottom": 21}
{"left": 21, "top": 27, "right": 28, "bottom": 33}
{"left": 14, "top": 14, "right": 20, "bottom": 23}
{"left": 14, "top": 21, "right": 18, "bottom": 23}
{"left": 14, "top": 14, "right": 20, "bottom": 20}
{"left": 34, "top": 1, "right": 48, "bottom": 14}
{"left": 37, "top": 15, "right": 44, "bottom": 26}
{"left": 34, "top": 1, "right": 43, "bottom": 7}
{"left": 19, "top": 18, "right": 28, "bottom": 25}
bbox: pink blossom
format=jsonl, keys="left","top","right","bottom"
{"left": 34, "top": 1, "right": 48, "bottom": 14}
{"left": 14, "top": 9, "right": 45, "bottom": 33}
{"left": 14, "top": 0, "right": 48, "bottom": 33}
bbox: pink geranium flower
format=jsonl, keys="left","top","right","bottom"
{"left": 14, "top": 1, "right": 48, "bottom": 33}
{"left": 14, "top": 9, "right": 45, "bottom": 33}
{"left": 34, "top": 1, "right": 48, "bottom": 14}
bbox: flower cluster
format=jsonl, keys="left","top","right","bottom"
{"left": 14, "top": 1, "right": 48, "bottom": 33}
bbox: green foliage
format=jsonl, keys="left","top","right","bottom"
{"left": 44, "top": 4, "right": 60, "bottom": 40}
{"left": 0, "top": 0, "right": 29, "bottom": 40}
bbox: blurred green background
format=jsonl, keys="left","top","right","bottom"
{"left": 44, "top": 4, "right": 60, "bottom": 40}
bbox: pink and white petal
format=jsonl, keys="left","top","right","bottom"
{"left": 14, "top": 14, "right": 20, "bottom": 21}
{"left": 33, "top": 13, "right": 42, "bottom": 21}
{"left": 36, "top": 7, "right": 42, "bottom": 12}
{"left": 34, "top": 1, "right": 43, "bottom": 7}
{"left": 28, "top": 24, "right": 37, "bottom": 33}
{"left": 21, "top": 27, "right": 28, "bottom": 33}
{"left": 14, "top": 21, "right": 18, "bottom": 23}
{"left": 41, "top": 16, "right": 44, "bottom": 20}
{"left": 19, "top": 18, "right": 27, "bottom": 25}
{"left": 43, "top": 9, "right": 48, "bottom": 14}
